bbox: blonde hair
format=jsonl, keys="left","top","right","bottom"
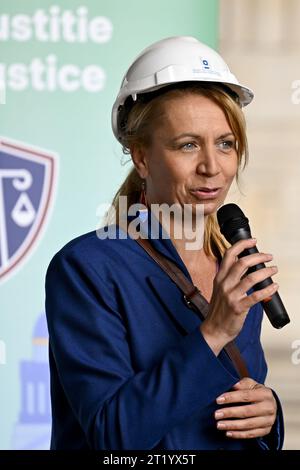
{"left": 107, "top": 83, "right": 248, "bottom": 259}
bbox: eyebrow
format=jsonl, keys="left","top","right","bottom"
{"left": 171, "top": 132, "right": 235, "bottom": 141}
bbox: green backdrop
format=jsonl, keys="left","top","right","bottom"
{"left": 0, "top": 0, "right": 218, "bottom": 449}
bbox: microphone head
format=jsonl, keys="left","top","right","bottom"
{"left": 217, "top": 203, "right": 251, "bottom": 243}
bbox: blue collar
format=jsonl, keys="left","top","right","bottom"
{"left": 126, "top": 209, "right": 193, "bottom": 281}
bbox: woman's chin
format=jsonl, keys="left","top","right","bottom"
{"left": 190, "top": 199, "right": 222, "bottom": 217}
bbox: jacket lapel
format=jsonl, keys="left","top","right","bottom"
{"left": 134, "top": 210, "right": 193, "bottom": 279}
{"left": 146, "top": 274, "right": 201, "bottom": 335}
{"left": 126, "top": 212, "right": 241, "bottom": 378}
{"left": 147, "top": 274, "right": 239, "bottom": 377}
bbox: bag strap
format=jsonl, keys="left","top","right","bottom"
{"left": 124, "top": 224, "right": 249, "bottom": 378}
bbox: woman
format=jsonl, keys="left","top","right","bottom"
{"left": 45, "top": 36, "right": 284, "bottom": 450}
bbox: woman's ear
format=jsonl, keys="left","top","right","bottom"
{"left": 130, "top": 144, "right": 149, "bottom": 179}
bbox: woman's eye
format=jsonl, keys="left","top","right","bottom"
{"left": 180, "top": 142, "right": 197, "bottom": 151}
{"left": 218, "top": 140, "right": 235, "bottom": 150}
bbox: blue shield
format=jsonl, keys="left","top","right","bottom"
{"left": 0, "top": 137, "right": 57, "bottom": 281}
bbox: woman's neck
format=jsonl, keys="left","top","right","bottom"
{"left": 160, "top": 212, "right": 210, "bottom": 271}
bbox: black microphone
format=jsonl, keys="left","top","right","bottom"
{"left": 217, "top": 203, "right": 290, "bottom": 329}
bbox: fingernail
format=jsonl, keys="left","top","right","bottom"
{"left": 216, "top": 396, "right": 226, "bottom": 403}
{"left": 217, "top": 422, "right": 226, "bottom": 429}
{"left": 226, "top": 432, "right": 233, "bottom": 437}
{"left": 215, "top": 411, "right": 224, "bottom": 419}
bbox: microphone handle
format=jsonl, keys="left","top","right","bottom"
{"left": 240, "top": 245, "right": 272, "bottom": 289}
{"left": 229, "top": 229, "right": 290, "bottom": 328}
{"left": 239, "top": 246, "right": 290, "bottom": 328}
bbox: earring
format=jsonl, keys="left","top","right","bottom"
{"left": 138, "top": 180, "right": 148, "bottom": 222}
{"left": 139, "top": 181, "right": 147, "bottom": 205}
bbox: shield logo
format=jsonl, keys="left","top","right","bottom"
{"left": 0, "top": 137, "right": 58, "bottom": 282}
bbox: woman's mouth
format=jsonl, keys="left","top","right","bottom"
{"left": 190, "top": 187, "right": 221, "bottom": 200}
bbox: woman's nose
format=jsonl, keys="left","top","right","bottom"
{"left": 196, "top": 146, "right": 220, "bottom": 176}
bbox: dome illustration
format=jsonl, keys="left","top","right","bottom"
{"left": 32, "top": 313, "right": 49, "bottom": 362}
{"left": 33, "top": 314, "right": 48, "bottom": 339}
{"left": 11, "top": 312, "right": 51, "bottom": 450}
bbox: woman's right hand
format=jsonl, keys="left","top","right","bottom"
{"left": 200, "top": 238, "right": 279, "bottom": 355}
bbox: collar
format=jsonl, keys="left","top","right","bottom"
{"left": 126, "top": 208, "right": 193, "bottom": 281}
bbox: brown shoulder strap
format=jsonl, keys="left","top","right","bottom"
{"left": 128, "top": 228, "right": 249, "bottom": 378}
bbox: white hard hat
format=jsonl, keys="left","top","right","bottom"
{"left": 112, "top": 36, "right": 254, "bottom": 142}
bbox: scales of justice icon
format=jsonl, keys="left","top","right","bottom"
{"left": 0, "top": 169, "right": 36, "bottom": 269}
{"left": 0, "top": 138, "right": 57, "bottom": 281}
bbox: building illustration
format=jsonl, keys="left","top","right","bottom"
{"left": 11, "top": 313, "right": 51, "bottom": 449}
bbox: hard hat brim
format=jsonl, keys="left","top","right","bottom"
{"left": 111, "top": 78, "right": 254, "bottom": 143}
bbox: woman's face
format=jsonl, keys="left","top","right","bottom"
{"left": 134, "top": 92, "right": 238, "bottom": 217}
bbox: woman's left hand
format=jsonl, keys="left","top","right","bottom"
{"left": 214, "top": 377, "right": 277, "bottom": 439}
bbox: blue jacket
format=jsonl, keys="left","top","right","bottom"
{"left": 45, "top": 213, "right": 284, "bottom": 450}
